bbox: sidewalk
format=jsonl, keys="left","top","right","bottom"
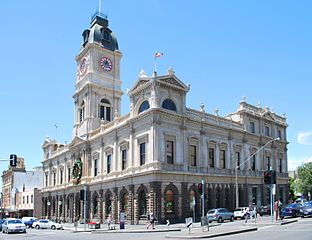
{"left": 61, "top": 216, "right": 298, "bottom": 239}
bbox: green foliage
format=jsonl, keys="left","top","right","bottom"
{"left": 288, "top": 177, "right": 296, "bottom": 201}
{"left": 297, "top": 162, "right": 312, "bottom": 196}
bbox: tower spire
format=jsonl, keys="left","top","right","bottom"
{"left": 99, "top": 0, "right": 102, "bottom": 13}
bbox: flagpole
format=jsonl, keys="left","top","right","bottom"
{"left": 154, "top": 50, "right": 157, "bottom": 72}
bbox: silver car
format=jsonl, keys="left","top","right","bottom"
{"left": 207, "top": 208, "right": 235, "bottom": 223}
{"left": 2, "top": 219, "right": 26, "bottom": 234}
{"left": 32, "top": 219, "right": 63, "bottom": 230}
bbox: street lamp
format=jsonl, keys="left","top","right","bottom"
{"left": 235, "top": 137, "right": 280, "bottom": 208}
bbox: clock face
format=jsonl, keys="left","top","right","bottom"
{"left": 79, "top": 58, "right": 87, "bottom": 75}
{"left": 100, "top": 57, "right": 112, "bottom": 72}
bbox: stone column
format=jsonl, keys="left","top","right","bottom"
{"left": 181, "top": 182, "right": 188, "bottom": 220}
{"left": 112, "top": 187, "right": 118, "bottom": 221}
{"left": 128, "top": 185, "right": 134, "bottom": 225}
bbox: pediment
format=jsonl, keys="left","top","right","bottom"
{"left": 262, "top": 111, "right": 275, "bottom": 121}
{"left": 157, "top": 75, "right": 189, "bottom": 91}
{"left": 68, "top": 136, "right": 86, "bottom": 148}
{"left": 129, "top": 79, "right": 150, "bottom": 93}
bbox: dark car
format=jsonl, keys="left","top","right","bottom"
{"left": 280, "top": 203, "right": 302, "bottom": 219}
{"left": 23, "top": 218, "right": 38, "bottom": 228}
{"left": 257, "top": 205, "right": 271, "bottom": 216}
{"left": 299, "top": 201, "right": 312, "bottom": 218}
{"left": 0, "top": 219, "right": 5, "bottom": 231}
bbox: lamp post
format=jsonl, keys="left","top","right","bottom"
{"left": 235, "top": 137, "right": 280, "bottom": 209}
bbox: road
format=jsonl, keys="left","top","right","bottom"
{"left": 0, "top": 217, "right": 311, "bottom": 240}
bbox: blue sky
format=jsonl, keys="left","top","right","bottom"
{"left": 0, "top": 0, "right": 311, "bottom": 177}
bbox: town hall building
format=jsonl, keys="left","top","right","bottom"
{"left": 41, "top": 12, "right": 289, "bottom": 224}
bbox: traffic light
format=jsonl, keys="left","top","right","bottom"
{"left": 271, "top": 170, "right": 277, "bottom": 184}
{"left": 264, "top": 170, "right": 271, "bottom": 184}
{"left": 198, "top": 183, "right": 202, "bottom": 193}
{"left": 80, "top": 189, "right": 85, "bottom": 201}
{"left": 9, "top": 154, "right": 17, "bottom": 167}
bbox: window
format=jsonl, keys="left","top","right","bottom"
{"left": 140, "top": 143, "right": 146, "bottom": 165}
{"left": 190, "top": 145, "right": 197, "bottom": 166}
{"left": 103, "top": 30, "right": 110, "bottom": 41}
{"left": 68, "top": 167, "right": 71, "bottom": 182}
{"left": 45, "top": 173, "right": 48, "bottom": 187}
{"left": 60, "top": 170, "right": 63, "bottom": 184}
{"left": 79, "top": 102, "right": 85, "bottom": 123}
{"left": 220, "top": 150, "right": 226, "bottom": 169}
{"left": 208, "top": 148, "right": 215, "bottom": 168}
{"left": 278, "top": 130, "right": 282, "bottom": 140}
{"left": 99, "top": 98, "right": 111, "bottom": 121}
{"left": 138, "top": 101, "right": 150, "bottom": 113}
{"left": 53, "top": 172, "right": 56, "bottom": 186}
{"left": 166, "top": 141, "right": 174, "bottom": 164}
{"left": 279, "top": 158, "right": 282, "bottom": 173}
{"left": 94, "top": 159, "right": 98, "bottom": 176}
{"left": 236, "top": 152, "right": 240, "bottom": 170}
{"left": 162, "top": 99, "right": 177, "bottom": 112}
{"left": 250, "top": 122, "right": 255, "bottom": 133}
{"left": 107, "top": 155, "right": 111, "bottom": 174}
{"left": 27, "top": 196, "right": 29, "bottom": 204}
{"left": 266, "top": 156, "right": 270, "bottom": 171}
{"left": 121, "top": 149, "right": 127, "bottom": 170}
{"left": 251, "top": 155, "right": 256, "bottom": 171}
{"left": 265, "top": 126, "right": 270, "bottom": 136}
{"left": 23, "top": 196, "right": 25, "bottom": 204}
{"left": 31, "top": 195, "right": 33, "bottom": 204}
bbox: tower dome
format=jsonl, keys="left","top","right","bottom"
{"left": 81, "top": 13, "right": 119, "bottom": 51}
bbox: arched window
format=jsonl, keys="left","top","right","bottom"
{"left": 121, "top": 192, "right": 128, "bottom": 211}
{"left": 99, "top": 98, "right": 111, "bottom": 121}
{"left": 162, "top": 99, "right": 177, "bottom": 112}
{"left": 106, "top": 195, "right": 112, "bottom": 216}
{"left": 189, "top": 190, "right": 196, "bottom": 211}
{"left": 138, "top": 100, "right": 150, "bottom": 114}
{"left": 79, "top": 101, "right": 85, "bottom": 123}
{"left": 138, "top": 190, "right": 147, "bottom": 216}
{"left": 165, "top": 189, "right": 174, "bottom": 213}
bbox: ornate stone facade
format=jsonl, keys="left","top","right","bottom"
{"left": 41, "top": 13, "right": 288, "bottom": 224}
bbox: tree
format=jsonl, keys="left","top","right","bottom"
{"left": 288, "top": 177, "right": 296, "bottom": 201}
{"left": 297, "top": 162, "right": 312, "bottom": 197}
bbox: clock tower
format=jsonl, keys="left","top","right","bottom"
{"left": 73, "top": 12, "right": 122, "bottom": 139}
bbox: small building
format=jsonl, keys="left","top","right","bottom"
{"left": 1, "top": 158, "right": 43, "bottom": 218}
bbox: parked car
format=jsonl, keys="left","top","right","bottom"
{"left": 0, "top": 219, "right": 5, "bottom": 231}
{"left": 280, "top": 203, "right": 302, "bottom": 219}
{"left": 233, "top": 207, "right": 248, "bottom": 219}
{"left": 207, "top": 208, "right": 234, "bottom": 223}
{"left": 257, "top": 205, "right": 271, "bottom": 216}
{"left": 2, "top": 219, "right": 26, "bottom": 234}
{"left": 23, "top": 218, "right": 38, "bottom": 228}
{"left": 32, "top": 219, "right": 63, "bottom": 230}
{"left": 299, "top": 201, "right": 312, "bottom": 218}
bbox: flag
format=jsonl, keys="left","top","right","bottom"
{"left": 155, "top": 51, "right": 164, "bottom": 58}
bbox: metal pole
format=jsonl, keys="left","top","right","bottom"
{"left": 201, "top": 179, "right": 204, "bottom": 231}
{"left": 235, "top": 167, "right": 239, "bottom": 209}
{"left": 84, "top": 185, "right": 87, "bottom": 231}
{"left": 270, "top": 184, "right": 273, "bottom": 223}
